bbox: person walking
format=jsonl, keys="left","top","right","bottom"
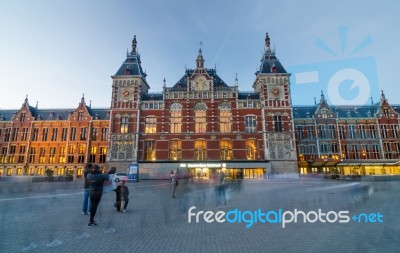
{"left": 171, "top": 170, "right": 178, "bottom": 198}
{"left": 87, "top": 165, "right": 113, "bottom": 226}
{"left": 113, "top": 180, "right": 129, "bottom": 212}
{"left": 82, "top": 163, "right": 92, "bottom": 215}
{"left": 216, "top": 171, "right": 227, "bottom": 206}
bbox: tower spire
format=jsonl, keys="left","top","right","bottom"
{"left": 265, "top": 32, "right": 271, "bottom": 51}
{"left": 131, "top": 35, "right": 137, "bottom": 54}
{"left": 196, "top": 47, "right": 205, "bottom": 69}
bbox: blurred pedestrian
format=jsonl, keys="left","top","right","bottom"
{"left": 171, "top": 170, "right": 178, "bottom": 198}
{"left": 87, "top": 165, "right": 113, "bottom": 226}
{"left": 216, "top": 171, "right": 226, "bottom": 206}
{"left": 82, "top": 163, "right": 92, "bottom": 215}
{"left": 113, "top": 180, "right": 129, "bottom": 212}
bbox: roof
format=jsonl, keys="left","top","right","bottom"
{"left": 114, "top": 51, "right": 146, "bottom": 78}
{"left": 169, "top": 69, "right": 230, "bottom": 91}
{"left": 0, "top": 108, "right": 110, "bottom": 121}
{"left": 238, "top": 92, "right": 260, "bottom": 100}
{"left": 256, "top": 50, "right": 287, "bottom": 74}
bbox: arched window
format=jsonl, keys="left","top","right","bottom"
{"left": 169, "top": 140, "right": 182, "bottom": 160}
{"left": 246, "top": 139, "right": 257, "bottom": 160}
{"left": 220, "top": 140, "right": 232, "bottom": 160}
{"left": 145, "top": 116, "right": 157, "bottom": 133}
{"left": 194, "top": 140, "right": 207, "bottom": 160}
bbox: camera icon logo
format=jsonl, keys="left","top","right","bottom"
{"left": 287, "top": 27, "right": 379, "bottom": 106}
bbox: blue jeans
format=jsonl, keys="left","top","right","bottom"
{"left": 82, "top": 189, "right": 91, "bottom": 213}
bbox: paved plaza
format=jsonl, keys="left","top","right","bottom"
{"left": 0, "top": 178, "right": 399, "bottom": 253}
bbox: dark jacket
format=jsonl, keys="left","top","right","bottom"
{"left": 88, "top": 171, "right": 110, "bottom": 195}
{"left": 113, "top": 185, "right": 129, "bottom": 201}
{"left": 83, "top": 169, "right": 91, "bottom": 189}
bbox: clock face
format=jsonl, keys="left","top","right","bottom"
{"left": 193, "top": 76, "right": 207, "bottom": 91}
{"left": 121, "top": 87, "right": 133, "bottom": 101}
{"left": 271, "top": 88, "right": 280, "bottom": 96}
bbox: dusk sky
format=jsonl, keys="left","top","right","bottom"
{"left": 1, "top": 0, "right": 399, "bottom": 109}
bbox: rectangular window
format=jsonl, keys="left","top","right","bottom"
{"left": 195, "top": 111, "right": 207, "bottom": 133}
{"left": 39, "top": 147, "right": 46, "bottom": 163}
{"left": 194, "top": 140, "right": 207, "bottom": 160}
{"left": 120, "top": 117, "right": 129, "bottom": 134}
{"left": 70, "top": 128, "right": 77, "bottom": 141}
{"left": 59, "top": 147, "right": 66, "bottom": 163}
{"left": 369, "top": 125, "right": 377, "bottom": 139}
{"left": 295, "top": 126, "right": 304, "bottom": 140}
{"left": 68, "top": 145, "right": 75, "bottom": 163}
{"left": 91, "top": 128, "right": 98, "bottom": 141}
{"left": 101, "top": 128, "right": 108, "bottom": 141}
{"left": 349, "top": 125, "right": 356, "bottom": 139}
{"left": 11, "top": 128, "right": 19, "bottom": 141}
{"left": 145, "top": 117, "right": 157, "bottom": 133}
{"left": 29, "top": 147, "right": 36, "bottom": 163}
{"left": 219, "top": 111, "right": 232, "bottom": 133}
{"left": 359, "top": 125, "right": 366, "bottom": 139}
{"left": 245, "top": 116, "right": 257, "bottom": 133}
{"left": 170, "top": 111, "right": 182, "bottom": 133}
{"left": 21, "top": 128, "right": 29, "bottom": 141}
{"left": 78, "top": 144, "right": 86, "bottom": 163}
{"left": 49, "top": 147, "right": 56, "bottom": 163}
{"left": 20, "top": 113, "right": 26, "bottom": 122}
{"left": 144, "top": 140, "right": 156, "bottom": 160}
{"left": 51, "top": 128, "right": 58, "bottom": 141}
{"left": 307, "top": 125, "right": 315, "bottom": 139}
{"left": 338, "top": 125, "right": 346, "bottom": 140}
{"left": 80, "top": 127, "right": 87, "bottom": 141}
{"left": 99, "top": 147, "right": 107, "bottom": 163}
{"left": 169, "top": 140, "right": 182, "bottom": 160}
{"left": 0, "top": 147, "right": 7, "bottom": 163}
{"left": 61, "top": 128, "right": 68, "bottom": 141}
{"left": 42, "top": 128, "right": 48, "bottom": 141}
{"left": 274, "top": 115, "right": 282, "bottom": 132}
{"left": 78, "top": 112, "right": 84, "bottom": 121}
{"left": 89, "top": 146, "right": 97, "bottom": 163}
{"left": 4, "top": 128, "right": 11, "bottom": 141}
{"left": 318, "top": 125, "right": 326, "bottom": 139}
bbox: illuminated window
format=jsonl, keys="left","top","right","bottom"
{"left": 246, "top": 140, "right": 257, "bottom": 160}
{"left": 220, "top": 140, "right": 232, "bottom": 160}
{"left": 59, "top": 147, "right": 66, "bottom": 163}
{"left": 39, "top": 147, "right": 46, "bottom": 163}
{"left": 144, "top": 140, "right": 156, "bottom": 161}
{"left": 145, "top": 116, "right": 157, "bottom": 133}
{"left": 195, "top": 103, "right": 207, "bottom": 133}
{"left": 194, "top": 140, "right": 207, "bottom": 160}
{"left": 219, "top": 103, "right": 231, "bottom": 133}
{"left": 49, "top": 147, "right": 56, "bottom": 163}
{"left": 89, "top": 146, "right": 97, "bottom": 163}
{"left": 195, "top": 110, "right": 207, "bottom": 133}
{"left": 78, "top": 145, "right": 86, "bottom": 163}
{"left": 170, "top": 103, "right": 182, "bottom": 133}
{"left": 169, "top": 140, "right": 182, "bottom": 160}
{"left": 120, "top": 116, "right": 129, "bottom": 134}
{"left": 99, "top": 147, "right": 107, "bottom": 163}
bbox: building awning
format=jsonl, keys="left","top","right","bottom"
{"left": 337, "top": 159, "right": 400, "bottom": 166}
{"left": 308, "top": 159, "right": 340, "bottom": 167}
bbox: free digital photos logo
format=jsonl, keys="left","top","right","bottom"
{"left": 188, "top": 206, "right": 384, "bottom": 229}
{"left": 288, "top": 26, "right": 379, "bottom": 106}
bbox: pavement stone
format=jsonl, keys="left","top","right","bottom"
{"left": 0, "top": 179, "right": 399, "bottom": 253}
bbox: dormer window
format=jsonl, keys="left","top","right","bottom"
{"left": 383, "top": 108, "right": 389, "bottom": 118}
{"left": 271, "top": 64, "right": 277, "bottom": 73}
{"left": 125, "top": 67, "right": 131, "bottom": 75}
{"left": 20, "top": 113, "right": 26, "bottom": 122}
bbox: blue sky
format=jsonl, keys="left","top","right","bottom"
{"left": 1, "top": 0, "right": 399, "bottom": 109}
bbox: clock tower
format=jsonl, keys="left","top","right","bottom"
{"left": 253, "top": 33, "right": 298, "bottom": 176}
{"left": 107, "top": 35, "right": 149, "bottom": 171}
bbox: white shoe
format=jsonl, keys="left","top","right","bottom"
{"left": 122, "top": 210, "right": 126, "bottom": 213}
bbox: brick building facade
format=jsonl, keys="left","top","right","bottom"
{"left": 0, "top": 34, "right": 399, "bottom": 179}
